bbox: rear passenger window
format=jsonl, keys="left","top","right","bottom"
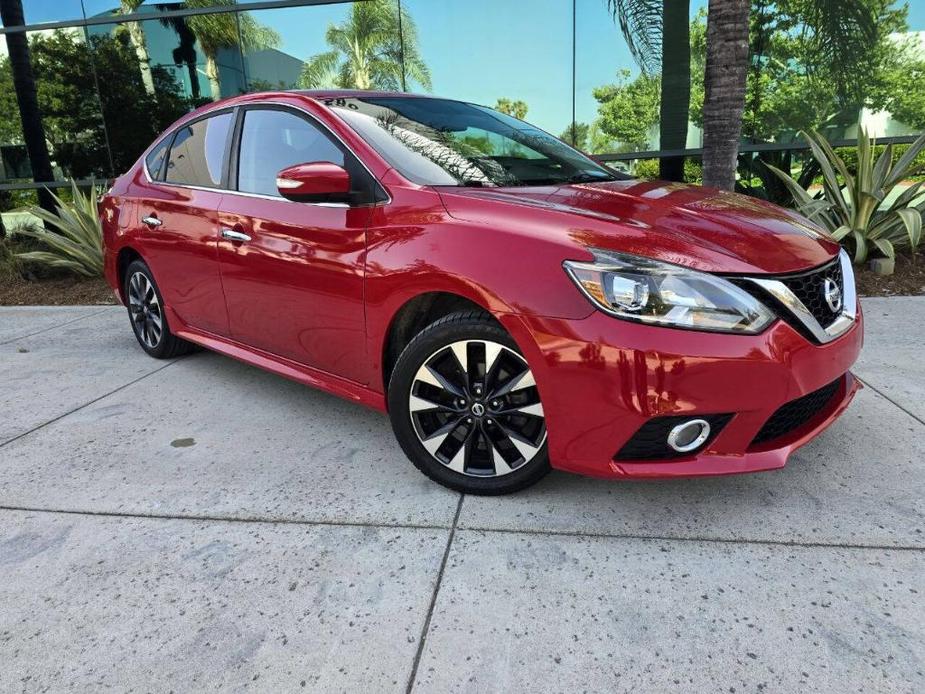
{"left": 237, "top": 108, "right": 345, "bottom": 197}
{"left": 145, "top": 136, "right": 171, "bottom": 180}
{"left": 165, "top": 112, "right": 233, "bottom": 188}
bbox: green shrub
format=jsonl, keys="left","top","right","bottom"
{"left": 633, "top": 158, "right": 660, "bottom": 179}
{"left": 833, "top": 143, "right": 925, "bottom": 181}
{"left": 632, "top": 157, "right": 703, "bottom": 183}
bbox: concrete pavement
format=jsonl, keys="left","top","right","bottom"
{"left": 0, "top": 300, "right": 922, "bottom": 692}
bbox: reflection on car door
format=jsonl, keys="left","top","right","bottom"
{"left": 217, "top": 106, "right": 372, "bottom": 383}
{"left": 137, "top": 110, "right": 234, "bottom": 336}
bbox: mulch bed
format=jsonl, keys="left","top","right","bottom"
{"left": 0, "top": 276, "right": 118, "bottom": 306}
{"left": 0, "top": 256, "right": 922, "bottom": 306}
{"left": 855, "top": 255, "right": 925, "bottom": 297}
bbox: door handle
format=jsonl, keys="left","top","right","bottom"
{"left": 141, "top": 215, "right": 162, "bottom": 227}
{"left": 221, "top": 228, "right": 252, "bottom": 243}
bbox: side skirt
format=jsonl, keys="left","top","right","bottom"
{"left": 174, "top": 325, "right": 387, "bottom": 413}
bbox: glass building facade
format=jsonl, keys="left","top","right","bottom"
{"left": 2, "top": 0, "right": 925, "bottom": 207}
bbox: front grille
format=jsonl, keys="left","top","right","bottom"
{"left": 779, "top": 258, "right": 843, "bottom": 329}
{"left": 751, "top": 378, "right": 842, "bottom": 446}
{"left": 615, "top": 413, "right": 732, "bottom": 461}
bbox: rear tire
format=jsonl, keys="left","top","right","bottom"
{"left": 388, "top": 310, "right": 550, "bottom": 495}
{"left": 124, "top": 259, "right": 194, "bottom": 359}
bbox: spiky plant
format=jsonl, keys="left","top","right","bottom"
{"left": 15, "top": 181, "right": 104, "bottom": 277}
{"left": 767, "top": 129, "right": 925, "bottom": 263}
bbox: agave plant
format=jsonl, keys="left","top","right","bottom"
{"left": 15, "top": 180, "right": 104, "bottom": 277}
{"left": 766, "top": 129, "right": 925, "bottom": 263}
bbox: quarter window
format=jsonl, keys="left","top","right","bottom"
{"left": 145, "top": 136, "right": 171, "bottom": 180}
{"left": 237, "top": 108, "right": 345, "bottom": 197}
{"left": 164, "top": 112, "right": 233, "bottom": 188}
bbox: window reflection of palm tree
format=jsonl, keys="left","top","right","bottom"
{"left": 119, "top": 0, "right": 155, "bottom": 95}
{"left": 376, "top": 113, "right": 513, "bottom": 186}
{"left": 182, "top": 1, "right": 280, "bottom": 100}
{"left": 157, "top": 5, "right": 202, "bottom": 102}
{"left": 300, "top": 0, "right": 430, "bottom": 91}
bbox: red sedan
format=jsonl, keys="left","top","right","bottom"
{"left": 100, "top": 91, "right": 862, "bottom": 494}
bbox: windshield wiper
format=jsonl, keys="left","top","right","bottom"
{"left": 567, "top": 172, "right": 617, "bottom": 183}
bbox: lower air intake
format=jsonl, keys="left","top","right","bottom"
{"left": 751, "top": 378, "right": 842, "bottom": 447}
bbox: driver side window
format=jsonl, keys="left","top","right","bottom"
{"left": 237, "top": 108, "right": 345, "bottom": 197}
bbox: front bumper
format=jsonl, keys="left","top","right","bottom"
{"left": 500, "top": 308, "right": 863, "bottom": 479}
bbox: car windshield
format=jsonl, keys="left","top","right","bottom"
{"left": 324, "top": 96, "right": 625, "bottom": 188}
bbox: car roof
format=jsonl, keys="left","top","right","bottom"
{"left": 294, "top": 89, "right": 439, "bottom": 101}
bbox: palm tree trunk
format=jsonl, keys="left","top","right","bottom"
{"left": 0, "top": 0, "right": 56, "bottom": 216}
{"left": 658, "top": 0, "right": 690, "bottom": 182}
{"left": 702, "top": 0, "right": 750, "bottom": 190}
{"left": 187, "top": 61, "right": 202, "bottom": 100}
{"left": 205, "top": 53, "right": 221, "bottom": 100}
{"left": 125, "top": 20, "right": 156, "bottom": 95}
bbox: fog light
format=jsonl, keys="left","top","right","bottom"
{"left": 666, "top": 419, "right": 711, "bottom": 453}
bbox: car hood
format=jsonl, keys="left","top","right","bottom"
{"left": 437, "top": 179, "right": 840, "bottom": 274}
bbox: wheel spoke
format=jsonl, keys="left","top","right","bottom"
{"left": 465, "top": 340, "right": 485, "bottom": 391}
{"left": 509, "top": 402, "right": 544, "bottom": 417}
{"left": 409, "top": 393, "right": 446, "bottom": 413}
{"left": 420, "top": 421, "right": 453, "bottom": 457}
{"left": 487, "top": 431, "right": 514, "bottom": 475}
{"left": 446, "top": 438, "right": 468, "bottom": 473}
{"left": 482, "top": 421, "right": 527, "bottom": 467}
{"left": 497, "top": 422, "right": 541, "bottom": 461}
{"left": 421, "top": 416, "right": 463, "bottom": 452}
{"left": 450, "top": 342, "right": 468, "bottom": 376}
{"left": 491, "top": 365, "right": 535, "bottom": 397}
{"left": 426, "top": 417, "right": 473, "bottom": 470}
{"left": 420, "top": 361, "right": 465, "bottom": 397}
{"left": 484, "top": 342, "right": 502, "bottom": 377}
{"left": 463, "top": 425, "right": 485, "bottom": 473}
{"left": 414, "top": 364, "right": 443, "bottom": 388}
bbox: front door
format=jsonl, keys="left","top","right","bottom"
{"left": 217, "top": 106, "right": 372, "bottom": 383}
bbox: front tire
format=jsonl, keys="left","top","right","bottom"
{"left": 388, "top": 310, "right": 550, "bottom": 495}
{"left": 124, "top": 259, "right": 194, "bottom": 359}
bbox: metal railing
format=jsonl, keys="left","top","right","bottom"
{"left": 595, "top": 135, "right": 924, "bottom": 162}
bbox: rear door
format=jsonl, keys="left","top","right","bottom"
{"left": 216, "top": 105, "right": 376, "bottom": 382}
{"left": 136, "top": 110, "right": 234, "bottom": 336}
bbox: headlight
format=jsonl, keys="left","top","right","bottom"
{"left": 563, "top": 249, "right": 775, "bottom": 334}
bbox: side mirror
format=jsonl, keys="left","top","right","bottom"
{"left": 276, "top": 161, "right": 351, "bottom": 202}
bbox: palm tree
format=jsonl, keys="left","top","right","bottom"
{"left": 183, "top": 0, "right": 280, "bottom": 100}
{"left": 612, "top": 0, "right": 880, "bottom": 189}
{"left": 494, "top": 98, "right": 528, "bottom": 119}
{"left": 0, "top": 0, "right": 56, "bottom": 216}
{"left": 701, "top": 0, "right": 749, "bottom": 190}
{"left": 119, "top": 0, "right": 155, "bottom": 95}
{"left": 746, "top": 0, "right": 879, "bottom": 199}
{"left": 300, "top": 0, "right": 431, "bottom": 92}
{"left": 608, "top": 0, "right": 690, "bottom": 182}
